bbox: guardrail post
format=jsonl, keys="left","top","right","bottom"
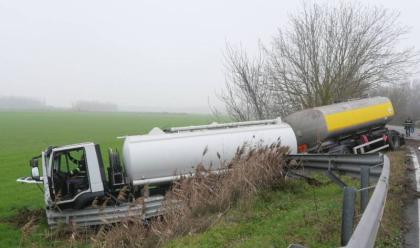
{"left": 360, "top": 166, "right": 370, "bottom": 212}
{"left": 341, "top": 187, "right": 356, "bottom": 246}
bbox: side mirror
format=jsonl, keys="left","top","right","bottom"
{"left": 30, "top": 158, "right": 40, "bottom": 181}
{"left": 31, "top": 167, "right": 40, "bottom": 181}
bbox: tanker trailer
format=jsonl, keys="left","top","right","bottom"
{"left": 17, "top": 118, "right": 297, "bottom": 227}
{"left": 284, "top": 96, "right": 404, "bottom": 154}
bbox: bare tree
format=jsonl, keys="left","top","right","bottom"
{"left": 220, "top": 44, "right": 272, "bottom": 121}
{"left": 407, "top": 80, "right": 420, "bottom": 122}
{"left": 370, "top": 84, "right": 410, "bottom": 123}
{"left": 221, "top": 1, "right": 418, "bottom": 120}
{"left": 372, "top": 79, "right": 420, "bottom": 124}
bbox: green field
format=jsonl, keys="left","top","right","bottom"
{"left": 165, "top": 179, "right": 345, "bottom": 248}
{"left": 0, "top": 111, "right": 215, "bottom": 247}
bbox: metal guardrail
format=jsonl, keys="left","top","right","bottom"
{"left": 287, "top": 154, "right": 389, "bottom": 248}
{"left": 345, "top": 155, "right": 389, "bottom": 248}
{"left": 47, "top": 195, "right": 165, "bottom": 228}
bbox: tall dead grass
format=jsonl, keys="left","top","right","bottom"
{"left": 92, "top": 145, "right": 290, "bottom": 248}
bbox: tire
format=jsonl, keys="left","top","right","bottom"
{"left": 341, "top": 147, "right": 352, "bottom": 154}
{"left": 388, "top": 130, "right": 400, "bottom": 150}
{"left": 328, "top": 145, "right": 351, "bottom": 154}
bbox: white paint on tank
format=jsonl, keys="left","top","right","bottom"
{"left": 122, "top": 122, "right": 297, "bottom": 185}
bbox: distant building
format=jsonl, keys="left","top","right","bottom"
{"left": 71, "top": 101, "right": 118, "bottom": 112}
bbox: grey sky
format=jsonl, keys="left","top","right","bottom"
{"left": 0, "top": 0, "right": 419, "bottom": 113}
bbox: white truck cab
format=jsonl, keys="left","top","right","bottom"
{"left": 18, "top": 143, "right": 108, "bottom": 209}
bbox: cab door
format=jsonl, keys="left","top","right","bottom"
{"left": 49, "top": 147, "right": 90, "bottom": 205}
{"left": 48, "top": 143, "right": 105, "bottom": 209}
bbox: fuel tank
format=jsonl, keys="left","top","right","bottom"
{"left": 122, "top": 119, "right": 297, "bottom": 185}
{"left": 284, "top": 97, "right": 394, "bottom": 147}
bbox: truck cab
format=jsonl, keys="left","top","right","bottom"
{"left": 20, "top": 143, "right": 108, "bottom": 209}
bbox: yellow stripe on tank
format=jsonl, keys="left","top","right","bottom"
{"left": 324, "top": 101, "right": 395, "bottom": 132}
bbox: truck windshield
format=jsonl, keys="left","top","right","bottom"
{"left": 51, "top": 148, "right": 89, "bottom": 201}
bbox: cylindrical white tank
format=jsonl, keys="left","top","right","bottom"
{"left": 122, "top": 120, "right": 297, "bottom": 186}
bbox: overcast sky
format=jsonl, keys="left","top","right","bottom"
{"left": 0, "top": 0, "right": 419, "bottom": 113}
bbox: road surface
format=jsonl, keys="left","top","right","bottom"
{"left": 388, "top": 125, "right": 420, "bottom": 141}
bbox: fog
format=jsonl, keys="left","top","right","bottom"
{"left": 0, "top": 0, "right": 419, "bottom": 113}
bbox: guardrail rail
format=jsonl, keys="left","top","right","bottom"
{"left": 287, "top": 153, "right": 389, "bottom": 248}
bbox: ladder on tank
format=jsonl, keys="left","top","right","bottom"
{"left": 164, "top": 118, "right": 282, "bottom": 133}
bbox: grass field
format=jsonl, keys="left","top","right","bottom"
{"left": 165, "top": 177, "right": 346, "bottom": 248}
{"left": 0, "top": 111, "right": 215, "bottom": 247}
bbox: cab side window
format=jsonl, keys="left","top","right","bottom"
{"left": 66, "top": 149, "right": 87, "bottom": 175}
{"left": 52, "top": 148, "right": 89, "bottom": 201}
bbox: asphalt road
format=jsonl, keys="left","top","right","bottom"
{"left": 388, "top": 125, "right": 420, "bottom": 141}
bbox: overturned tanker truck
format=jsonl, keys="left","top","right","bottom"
{"left": 285, "top": 96, "right": 404, "bottom": 154}
{"left": 17, "top": 96, "right": 403, "bottom": 227}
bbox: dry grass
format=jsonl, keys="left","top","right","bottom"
{"left": 91, "top": 145, "right": 291, "bottom": 248}
{"left": 11, "top": 208, "right": 45, "bottom": 246}
{"left": 6, "top": 208, "right": 44, "bottom": 229}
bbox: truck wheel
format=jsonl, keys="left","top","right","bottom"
{"left": 388, "top": 131, "right": 400, "bottom": 150}
{"left": 342, "top": 147, "right": 352, "bottom": 154}
{"left": 328, "top": 145, "right": 351, "bottom": 154}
